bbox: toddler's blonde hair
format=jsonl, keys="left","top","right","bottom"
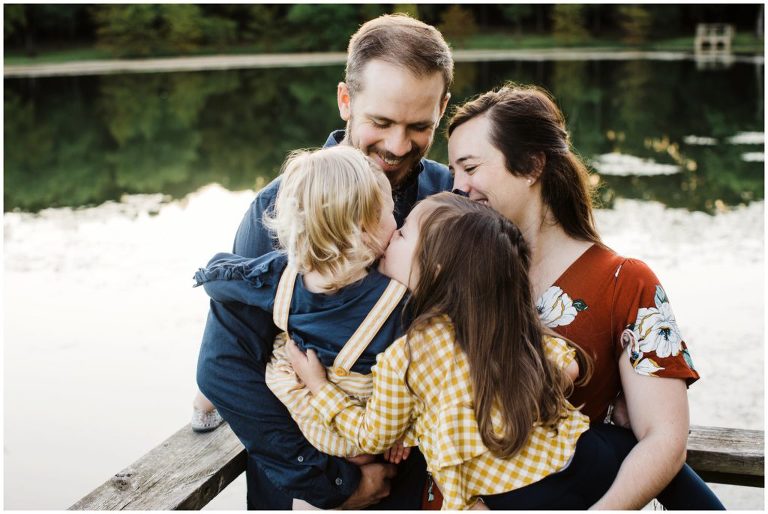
{"left": 264, "top": 145, "right": 392, "bottom": 291}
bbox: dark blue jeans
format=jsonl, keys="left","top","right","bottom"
{"left": 481, "top": 424, "right": 724, "bottom": 510}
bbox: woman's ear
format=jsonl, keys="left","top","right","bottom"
{"left": 528, "top": 152, "right": 546, "bottom": 184}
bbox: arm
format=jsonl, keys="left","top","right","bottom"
{"left": 197, "top": 301, "right": 367, "bottom": 508}
{"left": 287, "top": 339, "right": 415, "bottom": 455}
{"left": 194, "top": 252, "right": 281, "bottom": 308}
{"left": 590, "top": 357, "right": 689, "bottom": 510}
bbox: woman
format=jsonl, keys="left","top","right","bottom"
{"left": 446, "top": 84, "right": 723, "bottom": 510}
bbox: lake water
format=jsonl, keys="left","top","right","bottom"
{"left": 4, "top": 56, "right": 765, "bottom": 509}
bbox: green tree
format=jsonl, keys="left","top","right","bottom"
{"left": 392, "top": 4, "right": 419, "bottom": 19}
{"left": 93, "top": 5, "right": 164, "bottom": 57}
{"left": 438, "top": 5, "right": 478, "bottom": 48}
{"left": 284, "top": 5, "right": 358, "bottom": 51}
{"left": 551, "top": 5, "right": 590, "bottom": 45}
{"left": 162, "top": 4, "right": 205, "bottom": 53}
{"left": 616, "top": 5, "right": 653, "bottom": 45}
{"left": 500, "top": 5, "right": 534, "bottom": 38}
{"left": 4, "top": 5, "right": 27, "bottom": 41}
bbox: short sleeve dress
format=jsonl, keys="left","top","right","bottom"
{"left": 535, "top": 244, "right": 700, "bottom": 423}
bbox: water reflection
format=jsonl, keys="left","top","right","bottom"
{"left": 4, "top": 59, "right": 764, "bottom": 213}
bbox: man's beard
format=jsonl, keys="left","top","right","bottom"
{"left": 345, "top": 119, "right": 429, "bottom": 189}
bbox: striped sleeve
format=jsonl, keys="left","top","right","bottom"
{"left": 310, "top": 340, "right": 415, "bottom": 455}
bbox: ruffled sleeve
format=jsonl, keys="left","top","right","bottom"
{"left": 543, "top": 335, "right": 576, "bottom": 371}
{"left": 612, "top": 258, "right": 700, "bottom": 385}
{"left": 193, "top": 251, "right": 287, "bottom": 312}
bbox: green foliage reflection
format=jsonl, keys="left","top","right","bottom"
{"left": 4, "top": 60, "right": 764, "bottom": 214}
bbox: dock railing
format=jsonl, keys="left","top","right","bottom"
{"left": 70, "top": 423, "right": 763, "bottom": 510}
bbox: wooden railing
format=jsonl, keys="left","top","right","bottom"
{"left": 69, "top": 424, "right": 764, "bottom": 510}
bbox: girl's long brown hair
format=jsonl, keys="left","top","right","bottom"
{"left": 447, "top": 83, "right": 601, "bottom": 244}
{"left": 406, "top": 192, "right": 585, "bottom": 458}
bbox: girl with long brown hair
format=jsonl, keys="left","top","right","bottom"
{"left": 288, "top": 192, "right": 628, "bottom": 510}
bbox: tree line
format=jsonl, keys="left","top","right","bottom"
{"left": 4, "top": 4, "right": 764, "bottom": 58}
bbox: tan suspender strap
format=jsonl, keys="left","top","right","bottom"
{"left": 332, "top": 279, "right": 407, "bottom": 374}
{"left": 273, "top": 264, "right": 299, "bottom": 332}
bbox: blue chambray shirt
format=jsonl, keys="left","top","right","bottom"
{"left": 196, "top": 130, "right": 451, "bottom": 509}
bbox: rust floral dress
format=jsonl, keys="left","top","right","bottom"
{"left": 536, "top": 244, "right": 700, "bottom": 423}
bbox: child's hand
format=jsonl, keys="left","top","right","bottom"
{"left": 609, "top": 393, "right": 632, "bottom": 429}
{"left": 286, "top": 338, "right": 328, "bottom": 393}
{"left": 383, "top": 437, "right": 411, "bottom": 464}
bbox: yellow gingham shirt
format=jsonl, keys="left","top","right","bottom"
{"left": 310, "top": 315, "right": 591, "bottom": 510}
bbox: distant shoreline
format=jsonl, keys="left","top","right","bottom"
{"left": 5, "top": 49, "right": 764, "bottom": 78}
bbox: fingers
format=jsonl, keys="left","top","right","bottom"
{"left": 391, "top": 444, "right": 404, "bottom": 464}
{"left": 401, "top": 445, "right": 411, "bottom": 461}
{"left": 285, "top": 338, "right": 303, "bottom": 363}
{"left": 306, "top": 347, "right": 321, "bottom": 366}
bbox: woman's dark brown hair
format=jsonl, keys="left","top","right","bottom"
{"left": 405, "top": 192, "right": 587, "bottom": 458}
{"left": 447, "top": 83, "right": 601, "bottom": 244}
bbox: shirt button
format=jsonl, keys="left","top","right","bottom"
{"left": 334, "top": 367, "right": 348, "bottom": 377}
{"left": 335, "top": 478, "right": 343, "bottom": 486}
{"left": 297, "top": 456, "right": 304, "bottom": 463}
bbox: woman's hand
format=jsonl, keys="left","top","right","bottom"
{"left": 286, "top": 338, "right": 328, "bottom": 394}
{"left": 383, "top": 437, "right": 412, "bottom": 464}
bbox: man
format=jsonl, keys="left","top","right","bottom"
{"left": 197, "top": 14, "right": 453, "bottom": 509}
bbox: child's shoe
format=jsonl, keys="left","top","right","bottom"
{"left": 191, "top": 406, "right": 224, "bottom": 433}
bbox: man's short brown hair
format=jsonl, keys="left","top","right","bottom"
{"left": 345, "top": 13, "right": 453, "bottom": 98}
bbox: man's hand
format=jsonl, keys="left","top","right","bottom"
{"left": 286, "top": 338, "right": 328, "bottom": 394}
{"left": 339, "top": 462, "right": 397, "bottom": 509}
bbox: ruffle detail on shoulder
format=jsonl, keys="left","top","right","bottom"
{"left": 192, "top": 252, "right": 285, "bottom": 288}
{"left": 432, "top": 402, "right": 488, "bottom": 469}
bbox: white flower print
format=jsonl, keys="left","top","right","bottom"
{"left": 536, "top": 286, "right": 579, "bottom": 328}
{"left": 633, "top": 357, "right": 665, "bottom": 377}
{"left": 632, "top": 285, "right": 684, "bottom": 358}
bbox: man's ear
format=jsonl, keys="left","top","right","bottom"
{"left": 337, "top": 82, "right": 351, "bottom": 122}
{"left": 438, "top": 92, "right": 451, "bottom": 121}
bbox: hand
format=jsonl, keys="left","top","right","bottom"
{"left": 339, "top": 462, "right": 397, "bottom": 509}
{"left": 609, "top": 393, "right": 632, "bottom": 429}
{"left": 286, "top": 338, "right": 328, "bottom": 394}
{"left": 346, "top": 454, "right": 376, "bottom": 466}
{"left": 470, "top": 499, "right": 490, "bottom": 510}
{"left": 383, "top": 437, "right": 411, "bottom": 464}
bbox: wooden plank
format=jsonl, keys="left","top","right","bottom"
{"left": 687, "top": 425, "right": 764, "bottom": 487}
{"left": 70, "top": 423, "right": 763, "bottom": 510}
{"left": 69, "top": 423, "right": 245, "bottom": 510}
